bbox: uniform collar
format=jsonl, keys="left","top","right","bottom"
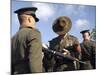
{"left": 19, "top": 26, "right": 34, "bottom": 29}
{"left": 19, "top": 26, "right": 40, "bottom": 33}
{"left": 58, "top": 33, "right": 68, "bottom": 39}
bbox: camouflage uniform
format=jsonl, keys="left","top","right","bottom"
{"left": 80, "top": 40, "right": 96, "bottom": 70}
{"left": 43, "top": 16, "right": 81, "bottom": 72}
{"left": 49, "top": 34, "right": 80, "bottom": 71}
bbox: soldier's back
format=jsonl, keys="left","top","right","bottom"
{"left": 11, "top": 27, "right": 42, "bottom": 74}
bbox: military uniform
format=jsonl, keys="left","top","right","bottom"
{"left": 80, "top": 40, "right": 96, "bottom": 70}
{"left": 11, "top": 27, "right": 43, "bottom": 74}
{"left": 11, "top": 7, "right": 42, "bottom": 74}
{"left": 49, "top": 34, "right": 80, "bottom": 71}
{"left": 43, "top": 16, "right": 81, "bottom": 72}
{"left": 80, "top": 30, "right": 96, "bottom": 70}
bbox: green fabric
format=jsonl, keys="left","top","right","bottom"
{"left": 11, "top": 27, "right": 42, "bottom": 74}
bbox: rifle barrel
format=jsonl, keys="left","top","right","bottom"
{"left": 43, "top": 48, "right": 87, "bottom": 64}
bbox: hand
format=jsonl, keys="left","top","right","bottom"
{"left": 62, "top": 49, "right": 70, "bottom": 55}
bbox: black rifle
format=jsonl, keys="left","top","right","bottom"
{"left": 42, "top": 44, "right": 87, "bottom": 64}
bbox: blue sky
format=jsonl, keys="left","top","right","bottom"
{"left": 11, "top": 1, "right": 96, "bottom": 44}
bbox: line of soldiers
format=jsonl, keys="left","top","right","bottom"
{"left": 11, "top": 7, "right": 96, "bottom": 75}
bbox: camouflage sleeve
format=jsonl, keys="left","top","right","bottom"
{"left": 71, "top": 36, "right": 81, "bottom": 61}
{"left": 91, "top": 41, "right": 96, "bottom": 58}
{"left": 27, "top": 30, "right": 43, "bottom": 72}
{"left": 91, "top": 41, "right": 96, "bottom": 52}
{"left": 91, "top": 41, "right": 96, "bottom": 69}
{"left": 73, "top": 37, "right": 81, "bottom": 53}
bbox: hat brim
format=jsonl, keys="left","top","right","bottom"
{"left": 52, "top": 16, "right": 72, "bottom": 35}
{"left": 30, "top": 14, "right": 39, "bottom": 22}
{"left": 34, "top": 17, "right": 39, "bottom": 22}
{"left": 53, "top": 25, "right": 72, "bottom": 35}
{"left": 80, "top": 30, "right": 89, "bottom": 34}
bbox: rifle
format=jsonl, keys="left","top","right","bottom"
{"left": 42, "top": 44, "right": 87, "bottom": 64}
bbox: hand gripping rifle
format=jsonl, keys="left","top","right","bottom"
{"left": 42, "top": 44, "right": 87, "bottom": 64}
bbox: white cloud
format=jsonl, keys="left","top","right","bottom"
{"left": 75, "top": 19, "right": 90, "bottom": 30}
{"left": 75, "top": 19, "right": 89, "bottom": 27}
{"left": 65, "top": 5, "right": 86, "bottom": 16}
{"left": 78, "top": 5, "right": 85, "bottom": 10}
{"left": 32, "top": 3, "right": 55, "bottom": 21}
{"left": 65, "top": 5, "right": 76, "bottom": 14}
